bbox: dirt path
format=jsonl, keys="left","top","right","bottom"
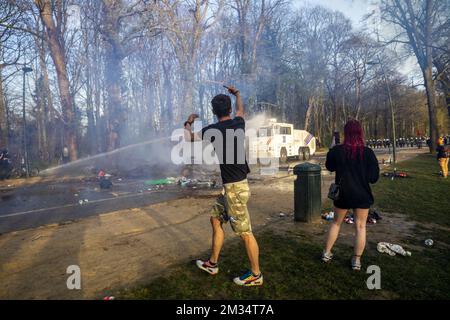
{"left": 0, "top": 149, "right": 425, "bottom": 299}
{"left": 0, "top": 179, "right": 297, "bottom": 299}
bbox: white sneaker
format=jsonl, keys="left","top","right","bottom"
{"left": 195, "top": 259, "right": 219, "bottom": 275}
{"left": 321, "top": 251, "right": 333, "bottom": 263}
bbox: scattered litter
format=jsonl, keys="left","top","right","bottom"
{"left": 321, "top": 211, "right": 334, "bottom": 221}
{"left": 343, "top": 210, "right": 381, "bottom": 225}
{"left": 144, "top": 178, "right": 175, "bottom": 186}
{"left": 98, "top": 169, "right": 106, "bottom": 178}
{"left": 117, "top": 178, "right": 122, "bottom": 182}
{"left": 344, "top": 215, "right": 354, "bottom": 224}
{"left": 103, "top": 296, "right": 115, "bottom": 301}
{"left": 100, "top": 179, "right": 113, "bottom": 189}
{"left": 424, "top": 239, "right": 434, "bottom": 247}
{"left": 383, "top": 171, "right": 408, "bottom": 179}
{"left": 84, "top": 199, "right": 89, "bottom": 203}
{"left": 178, "top": 177, "right": 216, "bottom": 188}
{"left": 368, "top": 209, "right": 382, "bottom": 222}
{"left": 31, "top": 234, "right": 44, "bottom": 241}
{"left": 377, "top": 242, "right": 411, "bottom": 257}
{"left": 279, "top": 212, "right": 286, "bottom": 218}
{"left": 74, "top": 194, "right": 79, "bottom": 197}
{"left": 78, "top": 200, "right": 85, "bottom": 205}
{"left": 98, "top": 169, "right": 113, "bottom": 189}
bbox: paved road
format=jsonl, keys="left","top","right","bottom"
{"left": 0, "top": 147, "right": 426, "bottom": 234}
{"left": 0, "top": 178, "right": 196, "bottom": 234}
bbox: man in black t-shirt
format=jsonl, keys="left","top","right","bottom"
{"left": 183, "top": 86, "right": 263, "bottom": 287}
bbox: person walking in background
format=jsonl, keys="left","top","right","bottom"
{"left": 330, "top": 131, "right": 340, "bottom": 148}
{"left": 437, "top": 137, "right": 449, "bottom": 178}
{"left": 62, "top": 146, "right": 70, "bottom": 164}
{"left": 322, "top": 120, "right": 380, "bottom": 271}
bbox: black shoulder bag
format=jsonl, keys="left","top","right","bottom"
{"left": 327, "top": 155, "right": 347, "bottom": 201}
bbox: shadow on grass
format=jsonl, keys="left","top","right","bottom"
{"left": 119, "top": 230, "right": 450, "bottom": 300}
{"left": 119, "top": 154, "right": 450, "bottom": 300}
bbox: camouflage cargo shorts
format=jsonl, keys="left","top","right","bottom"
{"left": 211, "top": 179, "right": 252, "bottom": 236}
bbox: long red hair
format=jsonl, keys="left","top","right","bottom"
{"left": 343, "top": 119, "right": 365, "bottom": 160}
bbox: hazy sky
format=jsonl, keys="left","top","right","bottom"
{"left": 293, "top": 0, "right": 371, "bottom": 27}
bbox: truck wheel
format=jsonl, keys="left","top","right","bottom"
{"left": 303, "top": 148, "right": 311, "bottom": 160}
{"left": 297, "top": 147, "right": 303, "bottom": 160}
{"left": 280, "top": 148, "right": 288, "bottom": 164}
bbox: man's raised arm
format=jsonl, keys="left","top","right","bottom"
{"left": 184, "top": 113, "right": 201, "bottom": 142}
{"left": 226, "top": 85, "right": 244, "bottom": 118}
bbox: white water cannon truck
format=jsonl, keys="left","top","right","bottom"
{"left": 248, "top": 118, "right": 316, "bottom": 164}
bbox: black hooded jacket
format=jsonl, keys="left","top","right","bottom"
{"left": 326, "top": 145, "right": 380, "bottom": 209}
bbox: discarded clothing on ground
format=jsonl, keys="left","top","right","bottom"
{"left": 377, "top": 242, "right": 411, "bottom": 256}
{"left": 99, "top": 179, "right": 113, "bottom": 189}
{"left": 98, "top": 170, "right": 113, "bottom": 189}
{"left": 343, "top": 209, "right": 382, "bottom": 225}
{"left": 382, "top": 172, "right": 408, "bottom": 178}
{"left": 368, "top": 209, "right": 382, "bottom": 223}
{"left": 321, "top": 211, "right": 334, "bottom": 221}
{"left": 144, "top": 177, "right": 177, "bottom": 186}
{"left": 178, "top": 177, "right": 217, "bottom": 188}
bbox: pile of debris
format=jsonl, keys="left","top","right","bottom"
{"left": 377, "top": 242, "right": 411, "bottom": 257}
{"left": 322, "top": 209, "right": 382, "bottom": 225}
{"left": 178, "top": 177, "right": 217, "bottom": 189}
{"left": 98, "top": 169, "right": 113, "bottom": 189}
{"left": 141, "top": 176, "right": 218, "bottom": 191}
{"left": 382, "top": 171, "right": 408, "bottom": 179}
{"left": 321, "top": 211, "right": 334, "bottom": 221}
{"left": 345, "top": 209, "right": 382, "bottom": 224}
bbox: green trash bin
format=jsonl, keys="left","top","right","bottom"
{"left": 293, "top": 162, "right": 322, "bottom": 222}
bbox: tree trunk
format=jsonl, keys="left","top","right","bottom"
{"left": 36, "top": 0, "right": 78, "bottom": 161}
{"left": 105, "top": 50, "right": 125, "bottom": 151}
{"left": 446, "top": 88, "right": 450, "bottom": 118}
{"left": 304, "top": 97, "right": 313, "bottom": 131}
{"left": 38, "top": 33, "right": 56, "bottom": 163}
{"left": 36, "top": 44, "right": 49, "bottom": 162}
{"left": 36, "top": 76, "right": 47, "bottom": 161}
{"left": 423, "top": 68, "right": 439, "bottom": 152}
{"left": 423, "top": 0, "right": 439, "bottom": 153}
{"left": 86, "top": 66, "right": 96, "bottom": 155}
{"left": 162, "top": 61, "right": 173, "bottom": 129}
{"left": 0, "top": 68, "right": 8, "bottom": 147}
{"left": 101, "top": 0, "right": 127, "bottom": 151}
{"left": 355, "top": 77, "right": 362, "bottom": 120}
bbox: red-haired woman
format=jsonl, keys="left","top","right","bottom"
{"left": 322, "top": 120, "right": 380, "bottom": 270}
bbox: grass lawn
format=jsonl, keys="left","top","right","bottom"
{"left": 118, "top": 154, "right": 450, "bottom": 300}
{"left": 373, "top": 153, "right": 450, "bottom": 227}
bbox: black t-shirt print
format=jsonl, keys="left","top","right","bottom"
{"left": 201, "top": 116, "right": 250, "bottom": 184}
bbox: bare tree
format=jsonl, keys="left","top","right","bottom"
{"left": 34, "top": 0, "right": 78, "bottom": 160}
{"left": 0, "top": 1, "right": 24, "bottom": 147}
{"left": 379, "top": 0, "right": 450, "bottom": 151}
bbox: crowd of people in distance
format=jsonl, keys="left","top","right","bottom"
{"left": 366, "top": 137, "right": 429, "bottom": 149}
